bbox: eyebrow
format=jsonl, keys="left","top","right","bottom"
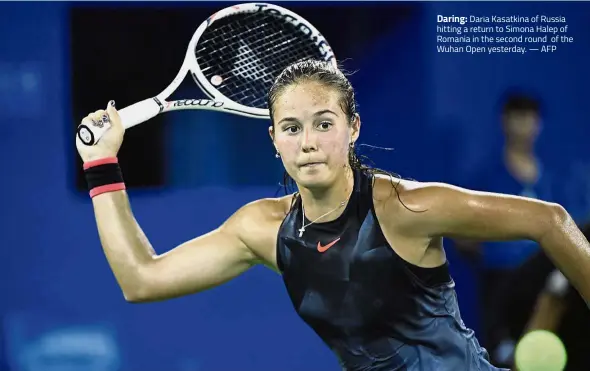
{"left": 277, "top": 109, "right": 338, "bottom": 125}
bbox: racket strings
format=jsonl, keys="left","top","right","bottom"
{"left": 195, "top": 11, "right": 326, "bottom": 109}
{"left": 198, "top": 15, "right": 310, "bottom": 103}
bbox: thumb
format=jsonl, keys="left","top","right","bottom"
{"left": 106, "top": 100, "right": 123, "bottom": 131}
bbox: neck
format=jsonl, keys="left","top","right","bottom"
{"left": 504, "top": 139, "right": 535, "bottom": 156}
{"left": 298, "top": 167, "right": 355, "bottom": 223}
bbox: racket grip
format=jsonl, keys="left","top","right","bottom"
{"left": 77, "top": 98, "right": 161, "bottom": 146}
{"left": 118, "top": 98, "right": 161, "bottom": 130}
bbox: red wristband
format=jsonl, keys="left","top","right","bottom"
{"left": 83, "top": 157, "right": 119, "bottom": 170}
{"left": 89, "top": 183, "right": 126, "bottom": 198}
{"left": 83, "top": 157, "right": 126, "bottom": 198}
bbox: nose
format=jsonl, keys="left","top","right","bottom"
{"left": 300, "top": 126, "right": 318, "bottom": 153}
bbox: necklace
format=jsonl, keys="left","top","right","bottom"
{"left": 298, "top": 200, "right": 347, "bottom": 237}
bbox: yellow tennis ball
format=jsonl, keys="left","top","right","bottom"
{"left": 515, "top": 330, "right": 567, "bottom": 371}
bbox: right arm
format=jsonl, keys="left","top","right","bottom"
{"left": 92, "top": 190, "right": 262, "bottom": 302}
{"left": 77, "top": 103, "right": 269, "bottom": 303}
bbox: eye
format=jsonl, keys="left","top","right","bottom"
{"left": 284, "top": 125, "right": 300, "bottom": 134}
{"left": 317, "top": 121, "right": 332, "bottom": 131}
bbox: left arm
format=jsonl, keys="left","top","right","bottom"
{"left": 396, "top": 182, "right": 590, "bottom": 303}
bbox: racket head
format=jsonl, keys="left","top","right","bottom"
{"left": 186, "top": 3, "right": 337, "bottom": 118}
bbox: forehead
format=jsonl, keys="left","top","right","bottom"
{"left": 273, "top": 81, "right": 342, "bottom": 119}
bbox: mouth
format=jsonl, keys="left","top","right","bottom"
{"left": 300, "top": 162, "right": 324, "bottom": 168}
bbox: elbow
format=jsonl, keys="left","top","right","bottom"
{"left": 123, "top": 291, "right": 148, "bottom": 303}
{"left": 548, "top": 203, "right": 570, "bottom": 228}
{"left": 118, "top": 263, "right": 158, "bottom": 303}
{"left": 538, "top": 203, "right": 571, "bottom": 242}
{"left": 120, "top": 274, "right": 154, "bottom": 303}
{"left": 123, "top": 285, "right": 155, "bottom": 303}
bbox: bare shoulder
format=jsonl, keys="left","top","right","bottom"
{"left": 372, "top": 173, "right": 471, "bottom": 212}
{"left": 232, "top": 194, "right": 294, "bottom": 226}
{"left": 370, "top": 174, "right": 449, "bottom": 265}
{"left": 371, "top": 174, "right": 466, "bottom": 233}
{"left": 226, "top": 194, "right": 295, "bottom": 270}
{"left": 371, "top": 173, "right": 436, "bottom": 212}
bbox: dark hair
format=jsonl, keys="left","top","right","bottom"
{"left": 268, "top": 59, "right": 419, "bottom": 213}
{"left": 269, "top": 59, "right": 357, "bottom": 123}
{"left": 502, "top": 92, "right": 541, "bottom": 116}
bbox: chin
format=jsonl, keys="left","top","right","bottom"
{"left": 294, "top": 166, "right": 334, "bottom": 189}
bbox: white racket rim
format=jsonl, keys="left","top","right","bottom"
{"left": 155, "top": 2, "right": 337, "bottom": 119}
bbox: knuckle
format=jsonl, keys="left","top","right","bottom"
{"left": 90, "top": 110, "right": 105, "bottom": 120}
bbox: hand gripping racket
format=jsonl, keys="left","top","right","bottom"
{"left": 77, "top": 2, "right": 337, "bottom": 146}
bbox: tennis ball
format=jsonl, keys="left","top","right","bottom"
{"left": 515, "top": 330, "right": 567, "bottom": 371}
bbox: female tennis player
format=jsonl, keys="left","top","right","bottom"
{"left": 76, "top": 60, "right": 590, "bottom": 371}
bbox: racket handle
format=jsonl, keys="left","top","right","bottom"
{"left": 77, "top": 98, "right": 161, "bottom": 146}
{"left": 118, "top": 98, "right": 161, "bottom": 130}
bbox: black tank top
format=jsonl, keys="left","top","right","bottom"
{"left": 276, "top": 169, "right": 506, "bottom": 371}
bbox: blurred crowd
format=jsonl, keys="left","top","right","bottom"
{"left": 455, "top": 92, "right": 590, "bottom": 370}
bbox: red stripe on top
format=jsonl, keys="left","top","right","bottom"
{"left": 83, "top": 157, "right": 118, "bottom": 170}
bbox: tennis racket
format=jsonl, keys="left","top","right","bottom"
{"left": 77, "top": 2, "right": 337, "bottom": 146}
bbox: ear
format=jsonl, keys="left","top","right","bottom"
{"left": 268, "top": 125, "right": 278, "bottom": 151}
{"left": 350, "top": 113, "right": 361, "bottom": 145}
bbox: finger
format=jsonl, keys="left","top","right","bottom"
{"left": 106, "top": 100, "right": 123, "bottom": 131}
{"left": 80, "top": 115, "right": 98, "bottom": 128}
{"left": 88, "top": 109, "right": 105, "bottom": 120}
{"left": 86, "top": 112, "right": 111, "bottom": 130}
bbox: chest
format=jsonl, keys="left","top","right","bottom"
{"left": 280, "top": 211, "right": 391, "bottom": 281}
{"left": 277, "top": 215, "right": 418, "bottom": 329}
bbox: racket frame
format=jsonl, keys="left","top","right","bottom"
{"left": 77, "top": 2, "right": 336, "bottom": 146}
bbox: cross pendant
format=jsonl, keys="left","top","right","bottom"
{"left": 298, "top": 227, "right": 305, "bottom": 238}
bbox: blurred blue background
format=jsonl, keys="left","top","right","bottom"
{"left": 1, "top": 1, "right": 590, "bottom": 371}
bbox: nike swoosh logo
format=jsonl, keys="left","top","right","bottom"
{"left": 317, "top": 237, "right": 341, "bottom": 253}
